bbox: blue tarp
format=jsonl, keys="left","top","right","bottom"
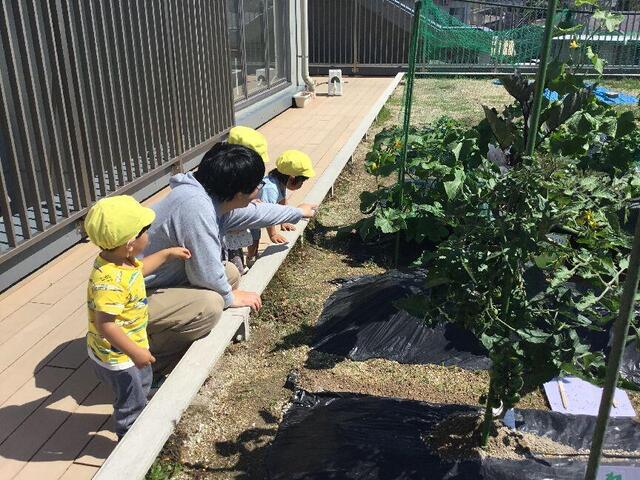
{"left": 544, "top": 86, "right": 639, "bottom": 105}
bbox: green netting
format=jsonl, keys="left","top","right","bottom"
{"left": 418, "top": 0, "right": 545, "bottom": 65}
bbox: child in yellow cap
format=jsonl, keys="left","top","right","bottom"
{"left": 247, "top": 149, "right": 315, "bottom": 261}
{"left": 224, "top": 126, "right": 270, "bottom": 273}
{"left": 227, "top": 125, "right": 269, "bottom": 163}
{"left": 84, "top": 195, "right": 190, "bottom": 440}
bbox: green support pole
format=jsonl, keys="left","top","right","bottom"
{"left": 394, "top": 0, "right": 422, "bottom": 267}
{"left": 584, "top": 215, "right": 640, "bottom": 480}
{"left": 524, "top": 0, "right": 559, "bottom": 157}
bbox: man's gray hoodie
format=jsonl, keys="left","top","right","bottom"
{"left": 144, "top": 172, "right": 303, "bottom": 306}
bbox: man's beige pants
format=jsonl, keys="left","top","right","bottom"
{"left": 146, "top": 262, "right": 241, "bottom": 374}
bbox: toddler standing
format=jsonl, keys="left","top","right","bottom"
{"left": 84, "top": 195, "right": 190, "bottom": 439}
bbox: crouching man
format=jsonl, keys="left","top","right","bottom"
{"left": 144, "top": 143, "right": 317, "bottom": 372}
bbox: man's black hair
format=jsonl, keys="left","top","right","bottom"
{"left": 136, "top": 225, "right": 150, "bottom": 238}
{"left": 269, "top": 168, "right": 308, "bottom": 187}
{"left": 194, "top": 143, "right": 265, "bottom": 201}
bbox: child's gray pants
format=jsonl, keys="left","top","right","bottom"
{"left": 91, "top": 361, "right": 152, "bottom": 439}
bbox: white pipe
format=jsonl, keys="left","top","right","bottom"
{"left": 299, "top": 0, "right": 316, "bottom": 92}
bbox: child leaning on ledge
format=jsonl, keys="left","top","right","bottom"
{"left": 247, "top": 150, "right": 316, "bottom": 262}
{"left": 84, "top": 195, "right": 190, "bottom": 440}
{"left": 224, "top": 125, "right": 270, "bottom": 273}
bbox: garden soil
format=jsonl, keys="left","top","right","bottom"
{"left": 149, "top": 79, "right": 640, "bottom": 480}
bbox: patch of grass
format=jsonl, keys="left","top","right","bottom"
{"left": 146, "top": 459, "right": 182, "bottom": 480}
{"left": 382, "top": 77, "right": 513, "bottom": 129}
{"left": 373, "top": 105, "right": 392, "bottom": 126}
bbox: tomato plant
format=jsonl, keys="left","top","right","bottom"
{"left": 401, "top": 159, "right": 639, "bottom": 443}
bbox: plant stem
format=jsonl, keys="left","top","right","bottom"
{"left": 394, "top": 0, "right": 423, "bottom": 267}
{"left": 525, "top": 0, "right": 560, "bottom": 157}
{"left": 481, "top": 374, "right": 496, "bottom": 447}
{"left": 584, "top": 215, "right": 640, "bottom": 480}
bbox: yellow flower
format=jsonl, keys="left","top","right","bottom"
{"left": 569, "top": 39, "right": 579, "bottom": 49}
{"left": 579, "top": 210, "right": 597, "bottom": 229}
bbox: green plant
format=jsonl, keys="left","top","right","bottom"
{"left": 356, "top": 117, "right": 493, "bottom": 246}
{"left": 480, "top": 71, "right": 594, "bottom": 166}
{"left": 357, "top": 72, "right": 638, "bottom": 247}
{"left": 402, "top": 160, "right": 639, "bottom": 445}
{"left": 360, "top": 0, "right": 640, "bottom": 449}
{"left": 146, "top": 459, "right": 183, "bottom": 480}
{"left": 547, "top": 108, "right": 640, "bottom": 176}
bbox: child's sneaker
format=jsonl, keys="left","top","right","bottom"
{"left": 227, "top": 249, "right": 247, "bottom": 274}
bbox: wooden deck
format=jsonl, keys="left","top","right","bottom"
{"left": 0, "top": 76, "right": 399, "bottom": 479}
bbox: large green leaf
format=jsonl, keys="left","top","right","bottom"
{"left": 482, "top": 106, "right": 516, "bottom": 150}
{"left": 443, "top": 168, "right": 466, "bottom": 200}
{"left": 616, "top": 111, "right": 636, "bottom": 139}
{"left": 586, "top": 46, "right": 605, "bottom": 75}
{"left": 593, "top": 10, "right": 625, "bottom": 32}
{"left": 501, "top": 72, "right": 534, "bottom": 105}
{"left": 540, "top": 88, "right": 592, "bottom": 135}
{"left": 395, "top": 294, "right": 431, "bottom": 321}
{"left": 518, "top": 328, "right": 552, "bottom": 344}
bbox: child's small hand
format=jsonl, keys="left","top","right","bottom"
{"left": 131, "top": 347, "right": 156, "bottom": 369}
{"left": 269, "top": 233, "right": 288, "bottom": 244}
{"left": 251, "top": 199, "right": 263, "bottom": 204}
{"left": 281, "top": 223, "right": 296, "bottom": 232}
{"left": 168, "top": 247, "right": 191, "bottom": 260}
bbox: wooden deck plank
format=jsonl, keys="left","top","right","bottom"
{"left": 57, "top": 462, "right": 99, "bottom": 480}
{"left": 30, "top": 259, "right": 93, "bottom": 305}
{"left": 0, "top": 366, "right": 74, "bottom": 444}
{"left": 73, "top": 418, "right": 117, "bottom": 468}
{"left": 0, "top": 302, "right": 52, "bottom": 347}
{"left": 0, "top": 315, "right": 85, "bottom": 406}
{"left": 0, "top": 283, "right": 86, "bottom": 374}
{"left": 13, "top": 384, "right": 111, "bottom": 480}
{"left": 0, "top": 244, "right": 97, "bottom": 319}
{"left": 0, "top": 361, "right": 99, "bottom": 479}
{"left": 46, "top": 336, "right": 89, "bottom": 370}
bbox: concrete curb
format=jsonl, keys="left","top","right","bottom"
{"left": 94, "top": 72, "right": 404, "bottom": 480}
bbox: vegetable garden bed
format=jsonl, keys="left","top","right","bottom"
{"left": 148, "top": 77, "right": 640, "bottom": 480}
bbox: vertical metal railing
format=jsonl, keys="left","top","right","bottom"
{"left": 309, "top": 0, "right": 413, "bottom": 72}
{"left": 308, "top": 0, "right": 640, "bottom": 74}
{"left": 0, "top": 0, "right": 234, "bottom": 281}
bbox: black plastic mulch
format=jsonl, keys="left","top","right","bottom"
{"left": 266, "top": 390, "right": 640, "bottom": 480}
{"left": 312, "top": 270, "right": 640, "bottom": 386}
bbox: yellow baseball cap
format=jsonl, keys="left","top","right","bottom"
{"left": 84, "top": 195, "right": 156, "bottom": 250}
{"left": 276, "top": 150, "right": 316, "bottom": 178}
{"left": 228, "top": 126, "right": 269, "bottom": 163}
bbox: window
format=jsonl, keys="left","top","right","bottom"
{"left": 227, "top": 0, "right": 290, "bottom": 104}
{"left": 227, "top": 0, "right": 246, "bottom": 101}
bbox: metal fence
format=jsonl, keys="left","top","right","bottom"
{"left": 309, "top": 0, "right": 414, "bottom": 74}
{"left": 0, "top": 0, "right": 234, "bottom": 288}
{"left": 308, "top": 0, "right": 640, "bottom": 75}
